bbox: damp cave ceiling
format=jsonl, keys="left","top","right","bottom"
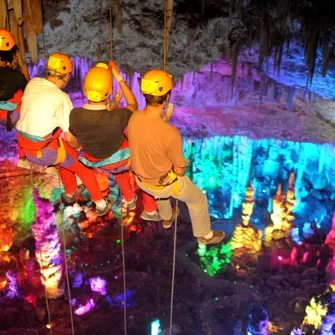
{"left": 32, "top": 0, "right": 335, "bottom": 99}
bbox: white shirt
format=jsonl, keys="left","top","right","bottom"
{"left": 16, "top": 77, "right": 73, "bottom": 136}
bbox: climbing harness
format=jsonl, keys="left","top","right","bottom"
{"left": 78, "top": 148, "right": 130, "bottom": 168}
{"left": 136, "top": 171, "right": 179, "bottom": 197}
{"left": 16, "top": 128, "right": 67, "bottom": 165}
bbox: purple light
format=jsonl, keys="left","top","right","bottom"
{"left": 74, "top": 299, "right": 95, "bottom": 316}
{"left": 278, "top": 256, "right": 283, "bottom": 261}
{"left": 89, "top": 277, "right": 107, "bottom": 295}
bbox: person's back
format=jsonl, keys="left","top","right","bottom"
{"left": 0, "top": 66, "right": 27, "bottom": 101}
{"left": 17, "top": 77, "right": 71, "bottom": 136}
{"left": 70, "top": 105, "right": 131, "bottom": 159}
{"left": 0, "top": 28, "right": 29, "bottom": 131}
{"left": 128, "top": 111, "right": 184, "bottom": 185}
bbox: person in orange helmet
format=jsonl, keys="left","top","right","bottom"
{"left": 69, "top": 62, "right": 160, "bottom": 221}
{"left": 16, "top": 53, "right": 112, "bottom": 216}
{"left": 0, "top": 28, "right": 29, "bottom": 131}
{"left": 127, "top": 69, "right": 225, "bottom": 244}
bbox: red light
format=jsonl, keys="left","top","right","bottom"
{"left": 278, "top": 256, "right": 283, "bottom": 261}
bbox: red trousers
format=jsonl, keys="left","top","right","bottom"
{"left": 82, "top": 138, "right": 157, "bottom": 212}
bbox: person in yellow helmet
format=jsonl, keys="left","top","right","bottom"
{"left": 0, "top": 28, "right": 29, "bottom": 131}
{"left": 69, "top": 61, "right": 160, "bottom": 220}
{"left": 16, "top": 53, "right": 111, "bottom": 216}
{"left": 127, "top": 69, "right": 225, "bottom": 244}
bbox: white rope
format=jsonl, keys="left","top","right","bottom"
{"left": 57, "top": 170, "right": 75, "bottom": 335}
{"left": 169, "top": 199, "right": 178, "bottom": 335}
{"left": 29, "top": 164, "right": 53, "bottom": 335}
{"left": 118, "top": 172, "right": 127, "bottom": 335}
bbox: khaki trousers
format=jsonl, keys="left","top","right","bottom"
{"left": 136, "top": 176, "right": 211, "bottom": 237}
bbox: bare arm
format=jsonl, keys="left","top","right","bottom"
{"left": 109, "top": 60, "right": 138, "bottom": 112}
{"left": 17, "top": 54, "right": 30, "bottom": 81}
{"left": 173, "top": 165, "right": 186, "bottom": 176}
{"left": 64, "top": 131, "right": 80, "bottom": 149}
{"left": 117, "top": 79, "right": 138, "bottom": 112}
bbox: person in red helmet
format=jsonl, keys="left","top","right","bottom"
{"left": 69, "top": 61, "right": 160, "bottom": 221}
{"left": 0, "top": 28, "right": 29, "bottom": 131}
{"left": 127, "top": 69, "right": 225, "bottom": 244}
{"left": 16, "top": 53, "right": 111, "bottom": 216}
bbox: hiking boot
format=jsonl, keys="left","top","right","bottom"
{"left": 162, "top": 207, "right": 179, "bottom": 229}
{"left": 126, "top": 194, "right": 138, "bottom": 211}
{"left": 62, "top": 184, "right": 86, "bottom": 205}
{"left": 96, "top": 197, "right": 114, "bottom": 216}
{"left": 141, "top": 210, "right": 162, "bottom": 222}
{"left": 197, "top": 231, "right": 225, "bottom": 245}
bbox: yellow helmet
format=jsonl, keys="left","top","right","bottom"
{"left": 0, "top": 29, "right": 16, "bottom": 51}
{"left": 84, "top": 65, "right": 113, "bottom": 103}
{"left": 141, "top": 70, "right": 173, "bottom": 96}
{"left": 47, "top": 53, "right": 73, "bottom": 74}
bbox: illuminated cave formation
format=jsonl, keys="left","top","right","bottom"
{"left": 2, "top": 0, "right": 335, "bottom": 334}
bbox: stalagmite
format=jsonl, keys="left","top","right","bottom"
{"left": 285, "top": 173, "right": 296, "bottom": 227}
{"left": 32, "top": 188, "right": 64, "bottom": 299}
{"left": 231, "top": 182, "right": 262, "bottom": 253}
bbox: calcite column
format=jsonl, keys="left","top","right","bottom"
{"left": 32, "top": 188, "right": 64, "bottom": 299}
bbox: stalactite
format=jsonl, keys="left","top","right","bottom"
{"left": 12, "top": 0, "right": 23, "bottom": 26}
{"left": 25, "top": 0, "right": 43, "bottom": 35}
{"left": 304, "top": 22, "right": 320, "bottom": 85}
{"left": 321, "top": 21, "right": 330, "bottom": 77}
{"left": 0, "top": 0, "right": 7, "bottom": 28}
{"left": 230, "top": 41, "right": 240, "bottom": 97}
{"left": 258, "top": 18, "right": 269, "bottom": 69}
{"left": 286, "top": 86, "right": 296, "bottom": 110}
{"left": 114, "top": 0, "right": 122, "bottom": 34}
{"left": 23, "top": 0, "right": 38, "bottom": 63}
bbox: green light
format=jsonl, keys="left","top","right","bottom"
{"left": 198, "top": 241, "right": 232, "bottom": 276}
{"left": 234, "top": 281, "right": 237, "bottom": 284}
{"left": 215, "top": 297, "right": 219, "bottom": 301}
{"left": 116, "top": 239, "right": 121, "bottom": 243}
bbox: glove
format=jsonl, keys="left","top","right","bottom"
{"left": 108, "top": 90, "right": 122, "bottom": 110}
{"left": 108, "top": 60, "right": 124, "bottom": 82}
{"left": 163, "top": 103, "right": 174, "bottom": 123}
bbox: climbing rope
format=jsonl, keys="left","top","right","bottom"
{"left": 163, "top": 0, "right": 168, "bottom": 71}
{"left": 109, "top": 0, "right": 113, "bottom": 59}
{"left": 163, "top": 2, "right": 179, "bottom": 333}
{"left": 57, "top": 170, "right": 75, "bottom": 335}
{"left": 29, "top": 164, "right": 53, "bottom": 335}
{"left": 169, "top": 199, "right": 178, "bottom": 335}
{"left": 116, "top": 172, "right": 128, "bottom": 335}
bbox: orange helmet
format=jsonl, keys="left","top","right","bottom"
{"left": 141, "top": 70, "right": 173, "bottom": 96}
{"left": 0, "top": 29, "right": 16, "bottom": 51}
{"left": 47, "top": 53, "right": 73, "bottom": 74}
{"left": 84, "top": 64, "right": 113, "bottom": 103}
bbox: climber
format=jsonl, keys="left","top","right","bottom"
{"left": 16, "top": 53, "right": 112, "bottom": 216}
{"left": 127, "top": 69, "right": 225, "bottom": 244}
{"left": 0, "top": 28, "right": 29, "bottom": 132}
{"left": 69, "top": 61, "right": 161, "bottom": 221}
